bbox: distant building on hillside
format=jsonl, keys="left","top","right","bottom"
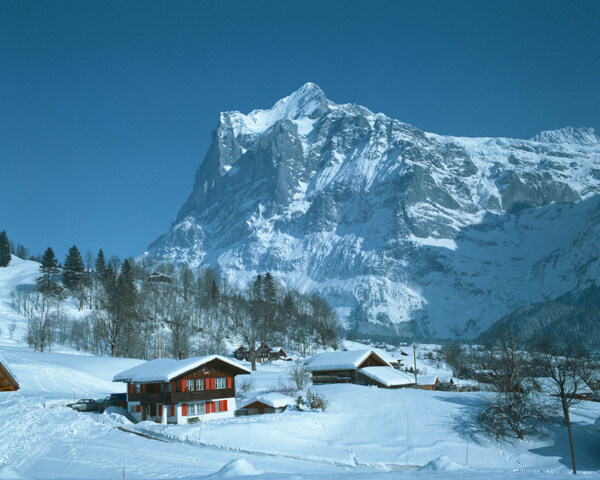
{"left": 113, "top": 355, "right": 250, "bottom": 424}
{"left": 147, "top": 272, "right": 172, "bottom": 284}
{"left": 0, "top": 356, "right": 19, "bottom": 392}
{"left": 233, "top": 343, "right": 289, "bottom": 363}
{"left": 304, "top": 349, "right": 394, "bottom": 385}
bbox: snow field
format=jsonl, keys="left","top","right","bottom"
{"left": 2, "top": 259, "right": 600, "bottom": 478}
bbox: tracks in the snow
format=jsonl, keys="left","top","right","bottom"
{"left": 114, "top": 422, "right": 421, "bottom": 472}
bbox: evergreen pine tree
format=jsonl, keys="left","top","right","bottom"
{"left": 15, "top": 244, "right": 27, "bottom": 260}
{"left": 63, "top": 245, "right": 85, "bottom": 292}
{"left": 95, "top": 249, "right": 106, "bottom": 279}
{"left": 0, "top": 231, "right": 11, "bottom": 267}
{"left": 38, "top": 247, "right": 59, "bottom": 293}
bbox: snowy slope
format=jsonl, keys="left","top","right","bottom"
{"left": 143, "top": 83, "right": 600, "bottom": 339}
{"left": 0, "top": 256, "right": 41, "bottom": 347}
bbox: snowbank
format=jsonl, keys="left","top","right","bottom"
{"left": 209, "top": 459, "right": 262, "bottom": 477}
{"left": 419, "top": 456, "right": 467, "bottom": 472}
{"left": 0, "top": 464, "right": 30, "bottom": 480}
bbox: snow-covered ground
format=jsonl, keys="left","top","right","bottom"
{"left": 1, "top": 259, "right": 600, "bottom": 479}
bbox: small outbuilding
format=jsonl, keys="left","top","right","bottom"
{"left": 0, "top": 355, "right": 19, "bottom": 392}
{"left": 237, "top": 393, "right": 295, "bottom": 416}
{"left": 414, "top": 375, "right": 441, "bottom": 390}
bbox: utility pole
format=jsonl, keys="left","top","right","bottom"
{"left": 413, "top": 344, "right": 418, "bottom": 384}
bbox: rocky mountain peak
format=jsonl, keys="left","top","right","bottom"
{"left": 531, "top": 126, "right": 599, "bottom": 146}
{"left": 146, "top": 87, "right": 600, "bottom": 341}
{"left": 219, "top": 82, "right": 329, "bottom": 137}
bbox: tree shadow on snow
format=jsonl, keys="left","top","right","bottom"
{"left": 529, "top": 421, "right": 600, "bottom": 472}
{"left": 431, "top": 394, "right": 485, "bottom": 443}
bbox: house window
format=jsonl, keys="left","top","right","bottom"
{"left": 187, "top": 379, "right": 195, "bottom": 391}
{"left": 214, "top": 401, "right": 221, "bottom": 413}
{"left": 134, "top": 384, "right": 141, "bottom": 394}
{"left": 198, "top": 402, "right": 206, "bottom": 415}
{"left": 196, "top": 378, "right": 204, "bottom": 390}
{"left": 189, "top": 403, "right": 196, "bottom": 415}
{"left": 215, "top": 377, "right": 226, "bottom": 389}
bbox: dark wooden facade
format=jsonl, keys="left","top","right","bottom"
{"left": 127, "top": 358, "right": 238, "bottom": 408}
{"left": 0, "top": 361, "right": 19, "bottom": 392}
{"left": 233, "top": 343, "right": 288, "bottom": 363}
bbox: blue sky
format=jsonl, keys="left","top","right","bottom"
{"left": 1, "top": 0, "right": 598, "bottom": 260}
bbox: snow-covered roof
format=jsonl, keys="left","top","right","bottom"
{"left": 304, "top": 350, "right": 392, "bottom": 372}
{"left": 113, "top": 355, "right": 251, "bottom": 383}
{"left": 372, "top": 348, "right": 399, "bottom": 365}
{"left": 416, "top": 376, "right": 439, "bottom": 386}
{"left": 359, "top": 367, "right": 415, "bottom": 387}
{"left": 239, "top": 393, "right": 295, "bottom": 409}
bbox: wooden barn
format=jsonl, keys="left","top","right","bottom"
{"left": 0, "top": 356, "right": 19, "bottom": 392}
{"left": 237, "top": 393, "right": 295, "bottom": 416}
{"left": 113, "top": 355, "right": 250, "bottom": 425}
{"left": 304, "top": 349, "right": 393, "bottom": 385}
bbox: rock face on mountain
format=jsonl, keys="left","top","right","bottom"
{"left": 144, "top": 83, "right": 600, "bottom": 340}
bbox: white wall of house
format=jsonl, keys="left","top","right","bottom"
{"left": 127, "top": 401, "right": 142, "bottom": 422}
{"left": 176, "top": 397, "right": 237, "bottom": 425}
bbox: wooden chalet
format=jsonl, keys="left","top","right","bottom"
{"left": 0, "top": 356, "right": 19, "bottom": 392}
{"left": 113, "top": 355, "right": 250, "bottom": 424}
{"left": 233, "top": 343, "right": 289, "bottom": 363}
{"left": 237, "top": 393, "right": 294, "bottom": 416}
{"left": 304, "top": 349, "right": 393, "bottom": 385}
{"left": 414, "top": 375, "right": 441, "bottom": 390}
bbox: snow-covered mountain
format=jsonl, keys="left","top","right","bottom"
{"left": 144, "top": 83, "right": 600, "bottom": 339}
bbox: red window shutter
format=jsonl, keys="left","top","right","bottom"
{"left": 141, "top": 384, "right": 145, "bottom": 394}
{"left": 182, "top": 404, "right": 188, "bottom": 416}
{"left": 129, "top": 383, "right": 134, "bottom": 394}
{"left": 170, "top": 405, "right": 175, "bottom": 416}
{"left": 205, "top": 401, "right": 211, "bottom": 413}
{"left": 221, "top": 400, "right": 227, "bottom": 411}
{"left": 158, "top": 405, "right": 163, "bottom": 416}
{"left": 181, "top": 380, "right": 186, "bottom": 392}
{"left": 171, "top": 381, "right": 176, "bottom": 392}
{"left": 136, "top": 405, "right": 141, "bottom": 413}
{"left": 212, "top": 401, "right": 216, "bottom": 413}
{"left": 227, "top": 377, "right": 232, "bottom": 389}
{"left": 205, "top": 378, "right": 210, "bottom": 390}
{"left": 211, "top": 378, "right": 216, "bottom": 390}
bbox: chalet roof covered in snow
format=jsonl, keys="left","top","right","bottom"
{"left": 359, "top": 367, "right": 415, "bottom": 387}
{"left": 416, "top": 375, "right": 440, "bottom": 386}
{"left": 239, "top": 393, "right": 295, "bottom": 409}
{"left": 304, "top": 349, "right": 392, "bottom": 372}
{"left": 113, "top": 355, "right": 250, "bottom": 383}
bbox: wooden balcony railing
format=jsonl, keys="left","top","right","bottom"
{"left": 129, "top": 388, "right": 235, "bottom": 404}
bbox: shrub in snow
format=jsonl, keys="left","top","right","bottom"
{"left": 296, "top": 390, "right": 329, "bottom": 411}
{"left": 288, "top": 360, "right": 311, "bottom": 391}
